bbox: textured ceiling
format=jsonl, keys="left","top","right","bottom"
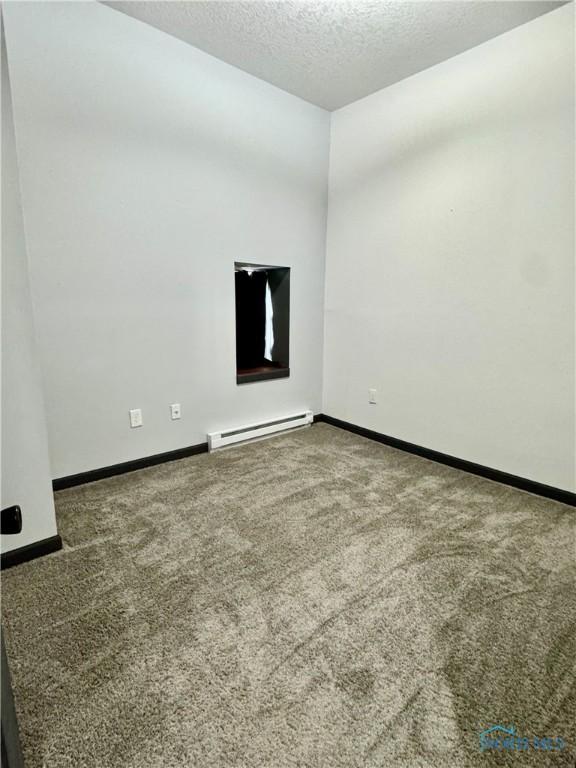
{"left": 104, "top": 1, "right": 566, "bottom": 110}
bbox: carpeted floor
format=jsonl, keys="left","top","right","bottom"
{"left": 2, "top": 423, "right": 575, "bottom": 767}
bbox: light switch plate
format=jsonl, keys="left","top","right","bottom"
{"left": 170, "top": 403, "right": 181, "bottom": 420}
{"left": 368, "top": 389, "right": 377, "bottom": 404}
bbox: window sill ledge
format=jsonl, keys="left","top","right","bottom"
{"left": 237, "top": 368, "right": 290, "bottom": 385}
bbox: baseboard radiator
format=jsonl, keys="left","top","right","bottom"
{"left": 208, "top": 411, "right": 313, "bottom": 452}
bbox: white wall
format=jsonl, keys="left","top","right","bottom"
{"left": 1, "top": 19, "right": 58, "bottom": 552}
{"left": 3, "top": 1, "right": 573, "bottom": 494}
{"left": 2, "top": 1, "right": 329, "bottom": 479}
{"left": 324, "top": 6, "right": 575, "bottom": 491}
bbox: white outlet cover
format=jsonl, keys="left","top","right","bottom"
{"left": 129, "top": 408, "right": 143, "bottom": 428}
{"left": 170, "top": 403, "right": 181, "bottom": 420}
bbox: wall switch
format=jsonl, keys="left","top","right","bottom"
{"left": 170, "top": 403, "right": 181, "bottom": 420}
{"left": 129, "top": 408, "right": 143, "bottom": 428}
{"left": 368, "top": 389, "right": 378, "bottom": 404}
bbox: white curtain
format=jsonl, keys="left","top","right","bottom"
{"left": 264, "top": 279, "right": 274, "bottom": 361}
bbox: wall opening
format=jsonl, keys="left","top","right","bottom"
{"left": 235, "top": 263, "right": 290, "bottom": 384}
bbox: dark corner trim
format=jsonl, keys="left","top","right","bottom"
{"left": 53, "top": 442, "right": 208, "bottom": 491}
{"left": 316, "top": 414, "right": 575, "bottom": 507}
{"left": 1, "top": 535, "right": 63, "bottom": 570}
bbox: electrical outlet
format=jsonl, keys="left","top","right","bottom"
{"left": 170, "top": 403, "right": 181, "bottom": 420}
{"left": 368, "top": 389, "right": 378, "bottom": 404}
{"left": 129, "top": 408, "right": 143, "bottom": 428}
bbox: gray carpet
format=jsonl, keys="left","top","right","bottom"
{"left": 2, "top": 423, "right": 575, "bottom": 767}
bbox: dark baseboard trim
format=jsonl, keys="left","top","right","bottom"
{"left": 316, "top": 414, "right": 575, "bottom": 507}
{"left": 1, "top": 535, "right": 63, "bottom": 570}
{"left": 53, "top": 442, "right": 208, "bottom": 491}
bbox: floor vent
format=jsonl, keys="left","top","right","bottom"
{"left": 208, "top": 411, "right": 313, "bottom": 451}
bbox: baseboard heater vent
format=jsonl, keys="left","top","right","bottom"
{"left": 208, "top": 411, "right": 313, "bottom": 452}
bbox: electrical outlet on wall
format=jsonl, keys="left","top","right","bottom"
{"left": 368, "top": 389, "right": 378, "bottom": 404}
{"left": 170, "top": 403, "right": 181, "bottom": 420}
{"left": 129, "top": 408, "right": 143, "bottom": 428}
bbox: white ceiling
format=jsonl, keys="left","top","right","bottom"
{"left": 104, "top": 1, "right": 566, "bottom": 110}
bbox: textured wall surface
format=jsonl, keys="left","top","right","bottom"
{"left": 1, "top": 20, "right": 58, "bottom": 552}
{"left": 106, "top": 0, "right": 565, "bottom": 110}
{"left": 3, "top": 0, "right": 329, "bottom": 479}
{"left": 1, "top": 0, "right": 573, "bottom": 514}
{"left": 324, "top": 6, "right": 575, "bottom": 491}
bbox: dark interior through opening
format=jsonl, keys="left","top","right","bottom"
{"left": 235, "top": 263, "right": 290, "bottom": 384}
